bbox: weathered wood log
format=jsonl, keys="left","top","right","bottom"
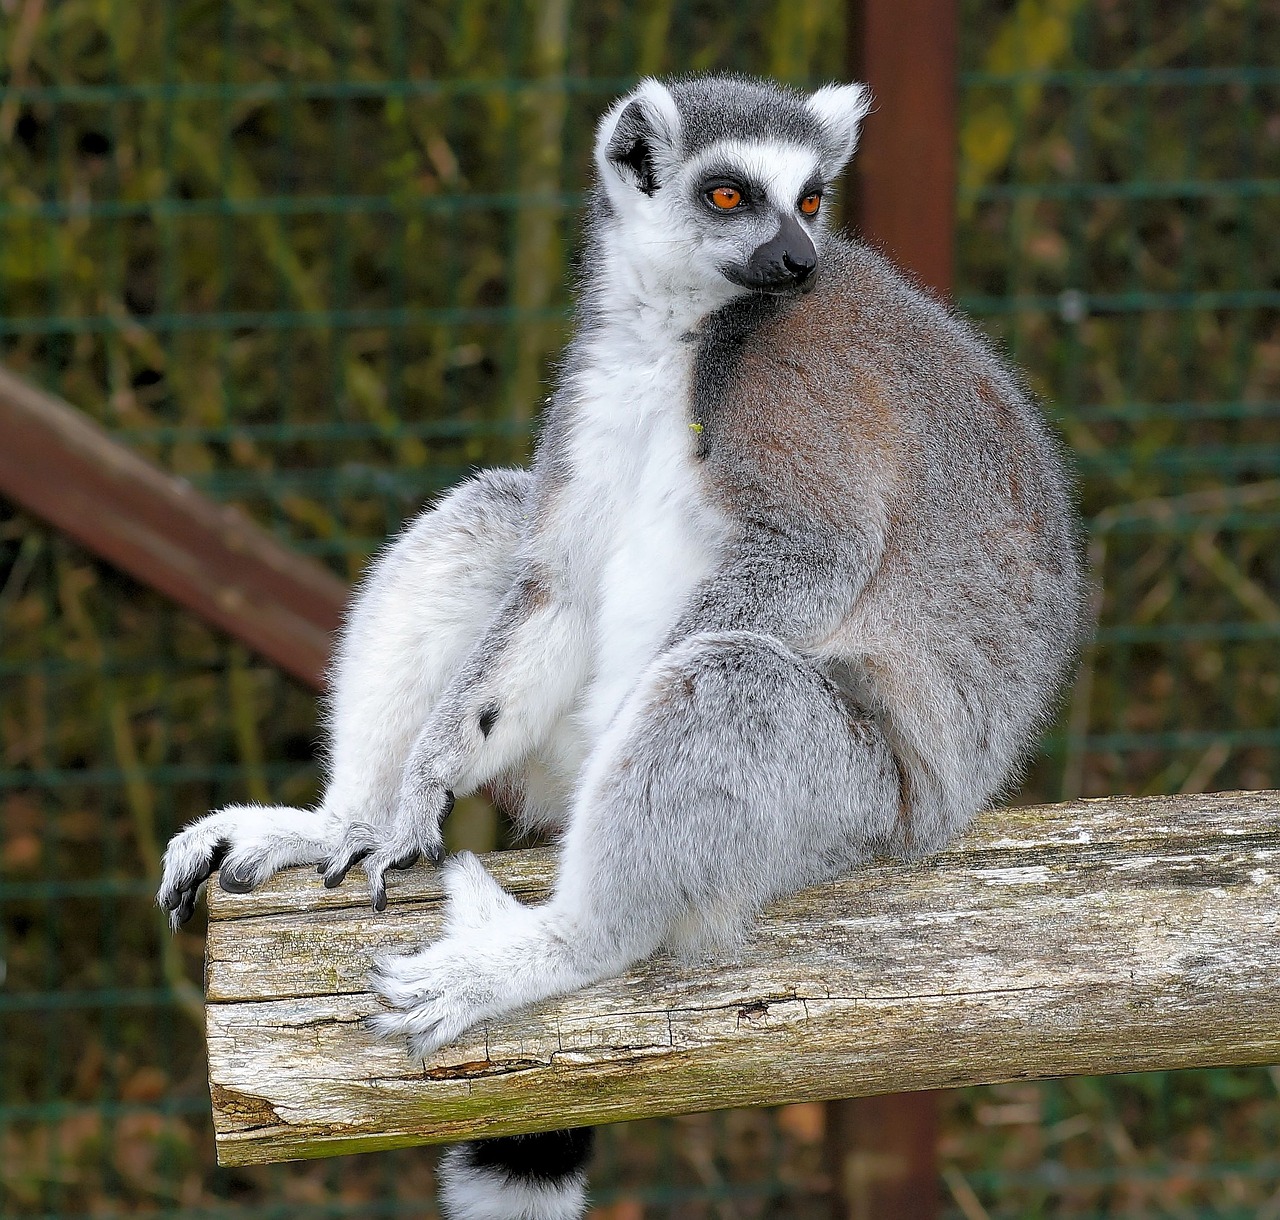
{"left": 205, "top": 790, "right": 1280, "bottom": 1167}
{"left": 0, "top": 363, "right": 347, "bottom": 688}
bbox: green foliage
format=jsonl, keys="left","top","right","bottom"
{"left": 3, "top": 0, "right": 1280, "bottom": 1215}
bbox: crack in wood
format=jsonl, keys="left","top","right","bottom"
{"left": 204, "top": 791, "right": 1280, "bottom": 1166}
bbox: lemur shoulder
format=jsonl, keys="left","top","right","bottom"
{"left": 158, "top": 74, "right": 1087, "bottom": 1220}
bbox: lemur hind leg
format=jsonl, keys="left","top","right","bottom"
{"left": 372, "top": 630, "right": 903, "bottom": 1055}
{"left": 157, "top": 469, "right": 531, "bottom": 927}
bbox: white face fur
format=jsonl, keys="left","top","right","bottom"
{"left": 592, "top": 78, "right": 871, "bottom": 303}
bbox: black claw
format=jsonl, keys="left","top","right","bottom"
{"left": 426, "top": 842, "right": 446, "bottom": 866}
{"left": 175, "top": 888, "right": 198, "bottom": 927}
{"left": 442, "top": 790, "right": 456, "bottom": 818}
{"left": 168, "top": 839, "right": 230, "bottom": 907}
{"left": 162, "top": 839, "right": 230, "bottom": 912}
{"left": 387, "top": 851, "right": 420, "bottom": 872}
{"left": 372, "top": 883, "right": 388, "bottom": 913}
{"left": 324, "top": 848, "right": 369, "bottom": 889}
{"left": 218, "top": 861, "right": 257, "bottom": 894}
{"left": 208, "top": 838, "right": 231, "bottom": 874}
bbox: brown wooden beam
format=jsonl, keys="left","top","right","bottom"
{"left": 834, "top": 0, "right": 960, "bottom": 1215}
{"left": 0, "top": 363, "right": 346, "bottom": 690}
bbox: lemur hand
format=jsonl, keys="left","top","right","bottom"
{"left": 158, "top": 805, "right": 337, "bottom": 929}
{"left": 319, "top": 784, "right": 453, "bottom": 912}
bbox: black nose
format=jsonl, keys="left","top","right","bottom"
{"left": 782, "top": 249, "right": 816, "bottom": 281}
{"left": 731, "top": 215, "right": 820, "bottom": 294}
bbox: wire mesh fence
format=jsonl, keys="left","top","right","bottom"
{"left": 1, "top": 0, "right": 1278, "bottom": 1215}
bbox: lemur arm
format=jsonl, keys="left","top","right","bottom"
{"left": 670, "top": 507, "right": 885, "bottom": 650}
{"left": 321, "top": 565, "right": 589, "bottom": 907}
{"left": 409, "top": 568, "right": 587, "bottom": 791}
{"left": 399, "top": 423, "right": 594, "bottom": 800}
{"left": 321, "top": 417, "right": 593, "bottom": 908}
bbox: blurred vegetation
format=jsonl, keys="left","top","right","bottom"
{"left": 1, "top": 0, "right": 1279, "bottom": 1216}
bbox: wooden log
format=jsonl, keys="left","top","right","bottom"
{"left": 204, "top": 789, "right": 1280, "bottom": 1167}
{"left": 0, "top": 363, "right": 347, "bottom": 689}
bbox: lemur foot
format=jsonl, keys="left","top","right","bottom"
{"left": 369, "top": 852, "right": 528, "bottom": 1057}
{"left": 321, "top": 787, "right": 453, "bottom": 912}
{"left": 157, "top": 805, "right": 332, "bottom": 930}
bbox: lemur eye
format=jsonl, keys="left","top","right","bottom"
{"left": 799, "top": 192, "right": 822, "bottom": 216}
{"left": 708, "top": 186, "right": 743, "bottom": 210}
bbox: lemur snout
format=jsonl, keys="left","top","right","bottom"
{"left": 736, "top": 215, "right": 818, "bottom": 293}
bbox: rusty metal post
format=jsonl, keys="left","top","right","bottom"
{"left": 846, "top": 0, "right": 959, "bottom": 296}
{"left": 827, "top": 1, "right": 959, "bottom": 1217}
{"left": 827, "top": 1089, "right": 942, "bottom": 1220}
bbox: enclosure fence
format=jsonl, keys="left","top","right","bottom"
{"left": 2, "top": 0, "right": 1279, "bottom": 1215}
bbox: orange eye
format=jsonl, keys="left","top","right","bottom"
{"left": 799, "top": 192, "right": 822, "bottom": 216}
{"left": 709, "top": 186, "right": 743, "bottom": 210}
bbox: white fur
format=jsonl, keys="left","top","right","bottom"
{"left": 159, "top": 74, "right": 874, "bottom": 1060}
{"left": 806, "top": 83, "right": 872, "bottom": 166}
{"left": 568, "top": 279, "right": 734, "bottom": 739}
{"left": 437, "top": 1147, "right": 588, "bottom": 1220}
{"left": 684, "top": 139, "right": 824, "bottom": 214}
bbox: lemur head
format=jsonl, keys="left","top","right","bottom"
{"left": 592, "top": 75, "right": 871, "bottom": 299}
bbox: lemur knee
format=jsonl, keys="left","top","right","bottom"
{"left": 642, "top": 631, "right": 844, "bottom": 746}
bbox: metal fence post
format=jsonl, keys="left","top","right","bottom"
{"left": 828, "top": 1, "right": 958, "bottom": 1216}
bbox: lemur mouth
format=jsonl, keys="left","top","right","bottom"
{"left": 723, "top": 267, "right": 818, "bottom": 297}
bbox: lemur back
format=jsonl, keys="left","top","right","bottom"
{"left": 158, "top": 73, "right": 1087, "bottom": 1220}
{"left": 690, "top": 237, "right": 1082, "bottom": 852}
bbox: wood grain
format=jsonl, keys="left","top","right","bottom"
{"left": 204, "top": 790, "right": 1280, "bottom": 1166}
{"left": 0, "top": 363, "right": 347, "bottom": 688}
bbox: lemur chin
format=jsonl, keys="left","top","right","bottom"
{"left": 159, "top": 74, "right": 1087, "bottom": 1220}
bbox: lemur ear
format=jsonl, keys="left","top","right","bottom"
{"left": 806, "top": 83, "right": 873, "bottom": 171}
{"left": 594, "top": 79, "right": 682, "bottom": 197}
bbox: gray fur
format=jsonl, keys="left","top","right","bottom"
{"left": 670, "top": 75, "right": 834, "bottom": 158}
{"left": 157, "top": 74, "right": 1086, "bottom": 1220}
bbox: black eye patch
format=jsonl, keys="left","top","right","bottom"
{"left": 797, "top": 176, "right": 826, "bottom": 202}
{"left": 696, "top": 173, "right": 760, "bottom": 212}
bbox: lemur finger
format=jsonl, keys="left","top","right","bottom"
{"left": 369, "top": 995, "right": 464, "bottom": 1059}
{"left": 158, "top": 837, "right": 229, "bottom": 913}
{"left": 418, "top": 790, "right": 453, "bottom": 865}
{"left": 171, "top": 887, "right": 199, "bottom": 931}
{"left": 322, "top": 846, "right": 370, "bottom": 889}
{"left": 369, "top": 863, "right": 390, "bottom": 913}
{"left": 321, "top": 821, "right": 381, "bottom": 888}
{"left": 218, "top": 858, "right": 259, "bottom": 894}
{"left": 365, "top": 848, "right": 419, "bottom": 912}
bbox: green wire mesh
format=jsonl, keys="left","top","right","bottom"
{"left": 2, "top": 0, "right": 1279, "bottom": 1215}
{"left": 944, "top": 0, "right": 1280, "bottom": 1215}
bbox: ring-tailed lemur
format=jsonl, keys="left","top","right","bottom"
{"left": 158, "top": 75, "right": 1086, "bottom": 1219}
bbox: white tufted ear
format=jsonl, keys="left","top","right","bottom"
{"left": 593, "top": 78, "right": 683, "bottom": 197}
{"left": 806, "top": 82, "right": 873, "bottom": 170}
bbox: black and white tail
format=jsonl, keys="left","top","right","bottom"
{"left": 438, "top": 1129, "right": 595, "bottom": 1220}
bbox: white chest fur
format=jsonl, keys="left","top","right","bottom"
{"left": 566, "top": 312, "right": 731, "bottom": 740}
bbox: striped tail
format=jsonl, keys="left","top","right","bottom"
{"left": 438, "top": 1129, "right": 595, "bottom": 1220}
